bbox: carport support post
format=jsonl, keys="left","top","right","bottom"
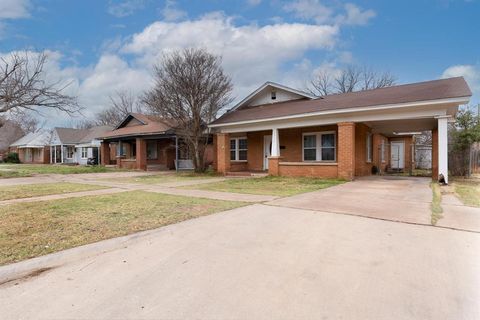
{"left": 437, "top": 116, "right": 449, "bottom": 184}
{"left": 175, "top": 136, "right": 179, "bottom": 172}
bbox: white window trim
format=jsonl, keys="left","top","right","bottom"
{"left": 302, "top": 131, "right": 336, "bottom": 162}
{"left": 66, "top": 146, "right": 75, "bottom": 159}
{"left": 381, "top": 140, "right": 386, "bottom": 163}
{"left": 81, "top": 147, "right": 88, "bottom": 159}
{"left": 366, "top": 133, "right": 373, "bottom": 163}
{"left": 230, "top": 137, "right": 248, "bottom": 162}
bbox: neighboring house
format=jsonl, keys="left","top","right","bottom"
{"left": 49, "top": 126, "right": 113, "bottom": 164}
{"left": 209, "top": 78, "right": 472, "bottom": 184}
{"left": 0, "top": 120, "right": 24, "bottom": 158}
{"left": 98, "top": 113, "right": 213, "bottom": 171}
{"left": 9, "top": 130, "right": 52, "bottom": 164}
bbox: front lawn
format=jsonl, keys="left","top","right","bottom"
{"left": 0, "top": 183, "right": 108, "bottom": 201}
{"left": 0, "top": 191, "right": 245, "bottom": 265}
{"left": 182, "top": 176, "right": 345, "bottom": 197}
{"left": 104, "top": 171, "right": 221, "bottom": 185}
{"left": 452, "top": 178, "right": 480, "bottom": 207}
{"left": 0, "top": 164, "right": 125, "bottom": 178}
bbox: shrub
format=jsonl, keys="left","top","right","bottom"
{"left": 4, "top": 152, "right": 20, "bottom": 163}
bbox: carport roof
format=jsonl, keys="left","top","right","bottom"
{"left": 211, "top": 77, "right": 472, "bottom": 126}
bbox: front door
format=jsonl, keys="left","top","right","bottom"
{"left": 390, "top": 141, "right": 405, "bottom": 169}
{"left": 263, "top": 135, "right": 272, "bottom": 170}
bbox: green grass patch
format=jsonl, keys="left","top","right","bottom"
{"left": 0, "top": 183, "right": 108, "bottom": 201}
{"left": 182, "top": 176, "right": 345, "bottom": 197}
{"left": 452, "top": 179, "right": 480, "bottom": 207}
{"left": 0, "top": 164, "right": 127, "bottom": 178}
{"left": 430, "top": 182, "right": 443, "bottom": 225}
{"left": 104, "top": 172, "right": 221, "bottom": 185}
{"left": 0, "top": 191, "right": 245, "bottom": 265}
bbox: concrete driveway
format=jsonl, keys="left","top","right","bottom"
{"left": 1, "top": 204, "right": 479, "bottom": 319}
{"left": 268, "top": 176, "right": 433, "bottom": 225}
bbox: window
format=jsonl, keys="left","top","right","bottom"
{"left": 81, "top": 147, "right": 88, "bottom": 159}
{"left": 303, "top": 132, "right": 336, "bottom": 162}
{"left": 147, "top": 141, "right": 157, "bottom": 160}
{"left": 366, "top": 133, "right": 373, "bottom": 163}
{"left": 66, "top": 146, "right": 74, "bottom": 159}
{"left": 381, "top": 140, "right": 385, "bottom": 163}
{"left": 230, "top": 137, "right": 247, "bottom": 161}
{"left": 271, "top": 90, "right": 276, "bottom": 100}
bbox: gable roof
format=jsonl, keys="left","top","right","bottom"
{"left": 10, "top": 130, "right": 52, "bottom": 148}
{"left": 211, "top": 77, "right": 472, "bottom": 127}
{"left": 55, "top": 127, "right": 90, "bottom": 144}
{"left": 98, "top": 113, "right": 177, "bottom": 139}
{"left": 78, "top": 126, "right": 114, "bottom": 144}
{"left": 230, "top": 81, "right": 316, "bottom": 111}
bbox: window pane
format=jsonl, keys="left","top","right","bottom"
{"left": 239, "top": 138, "right": 247, "bottom": 150}
{"left": 239, "top": 150, "right": 247, "bottom": 161}
{"left": 322, "top": 134, "right": 335, "bottom": 148}
{"left": 304, "top": 135, "right": 316, "bottom": 148}
{"left": 230, "top": 139, "right": 236, "bottom": 150}
{"left": 322, "top": 148, "right": 335, "bottom": 161}
{"left": 230, "top": 150, "right": 236, "bottom": 161}
{"left": 304, "top": 149, "right": 316, "bottom": 161}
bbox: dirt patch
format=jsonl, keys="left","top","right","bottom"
{"left": 0, "top": 267, "right": 55, "bottom": 287}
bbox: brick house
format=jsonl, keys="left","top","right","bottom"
{"left": 9, "top": 130, "right": 52, "bottom": 164}
{"left": 210, "top": 78, "right": 472, "bottom": 183}
{"left": 98, "top": 113, "right": 214, "bottom": 171}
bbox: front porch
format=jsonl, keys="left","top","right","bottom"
{"left": 214, "top": 117, "right": 448, "bottom": 182}
{"left": 100, "top": 136, "right": 196, "bottom": 171}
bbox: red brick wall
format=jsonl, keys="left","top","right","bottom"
{"left": 354, "top": 123, "right": 373, "bottom": 176}
{"left": 337, "top": 122, "right": 356, "bottom": 180}
{"left": 278, "top": 163, "right": 338, "bottom": 178}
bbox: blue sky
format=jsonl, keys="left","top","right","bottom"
{"left": 0, "top": 0, "right": 479, "bottom": 125}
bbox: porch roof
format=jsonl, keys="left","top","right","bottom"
{"left": 211, "top": 77, "right": 471, "bottom": 127}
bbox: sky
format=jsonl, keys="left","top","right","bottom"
{"left": 0, "top": 0, "right": 479, "bottom": 126}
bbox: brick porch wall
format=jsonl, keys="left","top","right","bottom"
{"left": 337, "top": 122, "right": 356, "bottom": 180}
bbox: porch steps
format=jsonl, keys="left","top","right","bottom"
{"left": 226, "top": 171, "right": 268, "bottom": 177}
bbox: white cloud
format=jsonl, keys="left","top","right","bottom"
{"left": 442, "top": 64, "right": 480, "bottom": 99}
{"left": 337, "top": 3, "right": 376, "bottom": 26}
{"left": 122, "top": 14, "right": 338, "bottom": 99}
{"left": 283, "top": 0, "right": 333, "bottom": 24}
{"left": 0, "top": 0, "right": 30, "bottom": 19}
{"left": 107, "top": 0, "right": 146, "bottom": 18}
{"left": 247, "top": 0, "right": 262, "bottom": 6}
{"left": 161, "top": 0, "right": 187, "bottom": 22}
{"left": 283, "top": 0, "right": 375, "bottom": 26}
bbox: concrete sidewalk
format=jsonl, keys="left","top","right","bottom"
{"left": 1, "top": 204, "right": 479, "bottom": 319}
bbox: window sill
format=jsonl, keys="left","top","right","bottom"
{"left": 231, "top": 160, "right": 247, "bottom": 163}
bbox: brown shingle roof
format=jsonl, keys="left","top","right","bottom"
{"left": 55, "top": 127, "right": 90, "bottom": 144}
{"left": 98, "top": 113, "right": 177, "bottom": 139}
{"left": 211, "top": 77, "right": 472, "bottom": 126}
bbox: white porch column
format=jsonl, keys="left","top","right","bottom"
{"left": 271, "top": 128, "right": 280, "bottom": 157}
{"left": 60, "top": 144, "right": 64, "bottom": 164}
{"left": 54, "top": 145, "right": 57, "bottom": 164}
{"left": 437, "top": 116, "right": 449, "bottom": 184}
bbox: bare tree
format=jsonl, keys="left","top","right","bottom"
{"left": 95, "top": 90, "right": 140, "bottom": 126}
{"left": 310, "top": 65, "right": 396, "bottom": 96}
{"left": 143, "top": 48, "right": 233, "bottom": 172}
{"left": 0, "top": 51, "right": 81, "bottom": 123}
